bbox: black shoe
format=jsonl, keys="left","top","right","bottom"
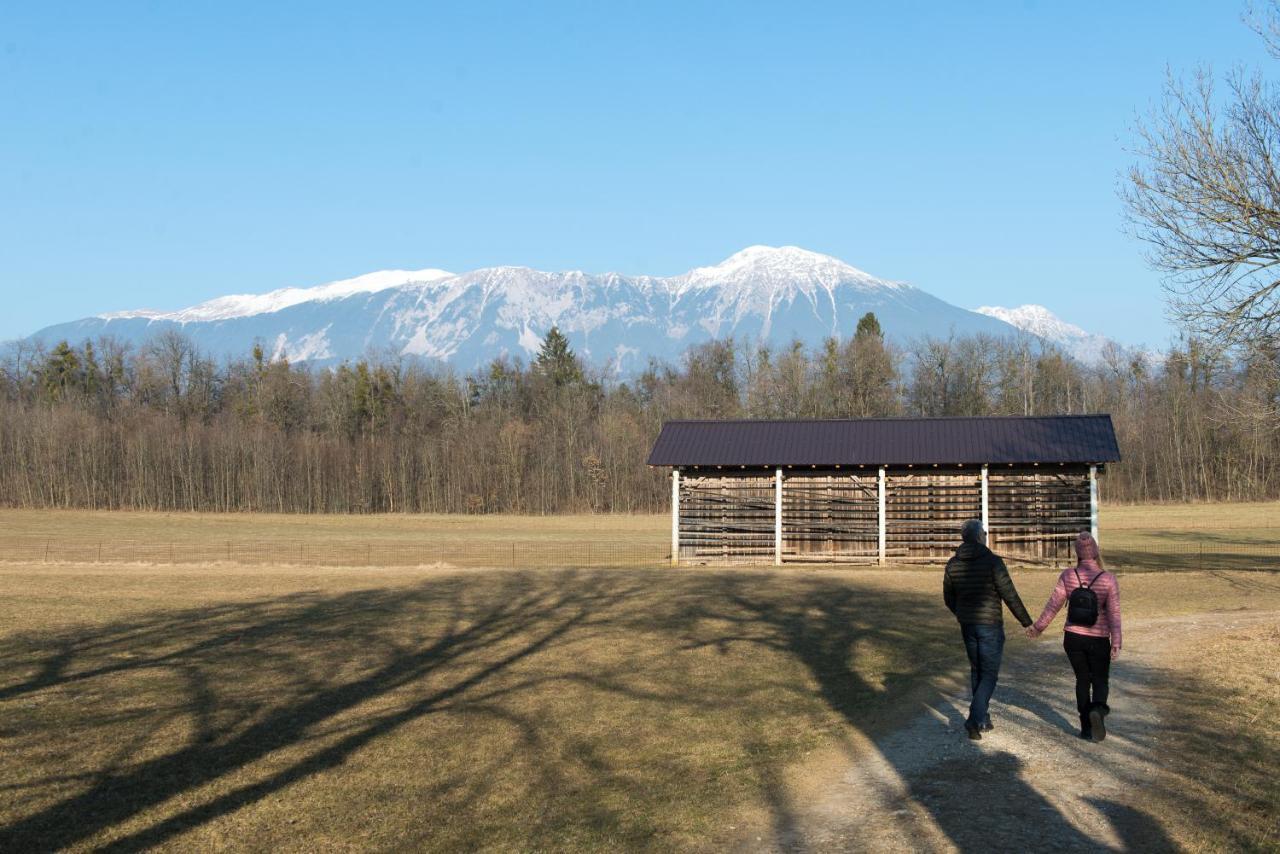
{"left": 965, "top": 722, "right": 982, "bottom": 740}
{"left": 980, "top": 720, "right": 994, "bottom": 732}
{"left": 1078, "top": 728, "right": 1093, "bottom": 740}
{"left": 1089, "top": 708, "right": 1107, "bottom": 742}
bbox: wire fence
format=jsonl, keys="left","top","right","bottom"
{"left": 0, "top": 537, "right": 670, "bottom": 569}
{"left": 1, "top": 536, "right": 1278, "bottom": 571}
{"left": 1103, "top": 543, "right": 1280, "bottom": 573}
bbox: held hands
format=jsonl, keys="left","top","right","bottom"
{"left": 1024, "top": 626, "right": 1041, "bottom": 640}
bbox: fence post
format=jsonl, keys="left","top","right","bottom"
{"left": 97, "top": 541, "right": 102, "bottom": 563}
{"left": 44, "top": 540, "right": 49, "bottom": 563}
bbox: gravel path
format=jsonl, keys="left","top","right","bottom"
{"left": 744, "top": 610, "right": 1278, "bottom": 854}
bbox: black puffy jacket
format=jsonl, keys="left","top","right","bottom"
{"left": 943, "top": 542, "right": 1032, "bottom": 627}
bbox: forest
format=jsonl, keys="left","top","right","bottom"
{"left": 1, "top": 316, "right": 1277, "bottom": 514}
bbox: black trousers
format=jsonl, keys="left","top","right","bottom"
{"left": 1063, "top": 631, "right": 1111, "bottom": 718}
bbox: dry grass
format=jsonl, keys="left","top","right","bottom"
{"left": 1104, "top": 500, "right": 1280, "bottom": 547}
{"left": 1100, "top": 500, "right": 1280, "bottom": 572}
{"left": 0, "top": 508, "right": 669, "bottom": 548}
{"left": 1150, "top": 619, "right": 1280, "bottom": 852}
{"left": 1104, "top": 500, "right": 1280, "bottom": 530}
{"left": 0, "top": 559, "right": 1277, "bottom": 851}
{"left": 2, "top": 500, "right": 1277, "bottom": 571}
{"left": 0, "top": 563, "right": 953, "bottom": 851}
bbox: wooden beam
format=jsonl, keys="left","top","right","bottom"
{"left": 774, "top": 467, "right": 783, "bottom": 566}
{"left": 981, "top": 463, "right": 989, "bottom": 542}
{"left": 1089, "top": 464, "right": 1099, "bottom": 543}
{"left": 671, "top": 469, "right": 680, "bottom": 567}
{"left": 878, "top": 466, "right": 887, "bottom": 566}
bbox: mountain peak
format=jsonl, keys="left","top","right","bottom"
{"left": 974, "top": 304, "right": 1117, "bottom": 364}
{"left": 676, "top": 245, "right": 897, "bottom": 297}
{"left": 710, "top": 244, "right": 863, "bottom": 275}
{"left": 973, "top": 304, "right": 1089, "bottom": 339}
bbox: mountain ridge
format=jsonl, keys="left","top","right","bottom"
{"left": 28, "top": 246, "right": 1112, "bottom": 371}
{"left": 974, "top": 303, "right": 1117, "bottom": 364}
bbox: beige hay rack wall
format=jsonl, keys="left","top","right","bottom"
{"left": 647, "top": 416, "right": 1121, "bottom": 566}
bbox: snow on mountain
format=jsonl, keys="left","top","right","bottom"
{"left": 974, "top": 304, "right": 1115, "bottom": 364}
{"left": 674, "top": 245, "right": 900, "bottom": 297}
{"left": 104, "top": 268, "right": 454, "bottom": 323}
{"left": 31, "top": 246, "right": 1057, "bottom": 372}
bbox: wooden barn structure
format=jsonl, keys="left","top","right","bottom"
{"left": 647, "top": 415, "right": 1121, "bottom": 566}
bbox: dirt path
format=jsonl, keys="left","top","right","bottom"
{"left": 743, "top": 609, "right": 1279, "bottom": 853}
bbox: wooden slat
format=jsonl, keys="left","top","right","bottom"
{"left": 677, "top": 466, "right": 1097, "bottom": 565}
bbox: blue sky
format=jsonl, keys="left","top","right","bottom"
{"left": 0, "top": 1, "right": 1270, "bottom": 347}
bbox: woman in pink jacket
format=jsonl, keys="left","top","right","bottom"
{"left": 1027, "top": 532, "right": 1121, "bottom": 741}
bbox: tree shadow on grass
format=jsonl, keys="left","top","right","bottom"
{"left": 0, "top": 567, "right": 991, "bottom": 850}
{"left": 1, "top": 571, "right": 636, "bottom": 850}
{"left": 0, "top": 567, "right": 1260, "bottom": 851}
{"left": 676, "top": 577, "right": 1104, "bottom": 851}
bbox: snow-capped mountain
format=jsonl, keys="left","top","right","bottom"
{"left": 30, "top": 246, "right": 1050, "bottom": 371}
{"left": 104, "top": 268, "right": 455, "bottom": 323}
{"left": 974, "top": 304, "right": 1116, "bottom": 365}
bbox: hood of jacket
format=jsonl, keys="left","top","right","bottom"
{"left": 953, "top": 541, "right": 992, "bottom": 561}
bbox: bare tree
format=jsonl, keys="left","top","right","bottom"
{"left": 1124, "top": 9, "right": 1280, "bottom": 348}
{"left": 1, "top": 329, "right": 1277, "bottom": 511}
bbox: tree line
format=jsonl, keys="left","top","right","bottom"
{"left": 1, "top": 318, "right": 1277, "bottom": 514}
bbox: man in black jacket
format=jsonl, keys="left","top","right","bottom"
{"left": 943, "top": 519, "right": 1033, "bottom": 740}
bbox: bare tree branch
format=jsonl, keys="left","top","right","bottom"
{"left": 1124, "top": 11, "right": 1280, "bottom": 350}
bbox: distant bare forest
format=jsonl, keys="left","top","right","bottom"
{"left": 2, "top": 320, "right": 1277, "bottom": 513}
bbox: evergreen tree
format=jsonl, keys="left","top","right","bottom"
{"left": 81, "top": 341, "right": 101, "bottom": 397}
{"left": 533, "top": 326, "right": 583, "bottom": 386}
{"left": 42, "top": 341, "right": 81, "bottom": 400}
{"left": 855, "top": 311, "right": 883, "bottom": 340}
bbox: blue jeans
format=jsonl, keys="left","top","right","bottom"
{"left": 960, "top": 623, "right": 1005, "bottom": 727}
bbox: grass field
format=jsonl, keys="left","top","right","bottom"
{"left": 1, "top": 559, "right": 1278, "bottom": 848}
{"left": 0, "top": 505, "right": 1277, "bottom": 850}
{"left": 1102, "top": 501, "right": 1280, "bottom": 571}
{"left": 0, "top": 508, "right": 668, "bottom": 547}
{"left": 1157, "top": 618, "right": 1280, "bottom": 851}
{"left": 0, "top": 499, "right": 1277, "bottom": 570}
{"left": 0, "top": 563, "right": 964, "bottom": 851}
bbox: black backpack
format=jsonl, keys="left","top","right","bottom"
{"left": 1067, "top": 567, "right": 1100, "bottom": 626}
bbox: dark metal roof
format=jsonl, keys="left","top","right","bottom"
{"left": 646, "top": 415, "right": 1121, "bottom": 467}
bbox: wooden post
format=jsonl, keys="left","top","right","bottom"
{"left": 877, "top": 466, "right": 887, "bottom": 566}
{"left": 774, "top": 467, "right": 783, "bottom": 566}
{"left": 980, "top": 464, "right": 989, "bottom": 543}
{"left": 671, "top": 469, "right": 680, "bottom": 567}
{"left": 1089, "top": 464, "right": 1099, "bottom": 543}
